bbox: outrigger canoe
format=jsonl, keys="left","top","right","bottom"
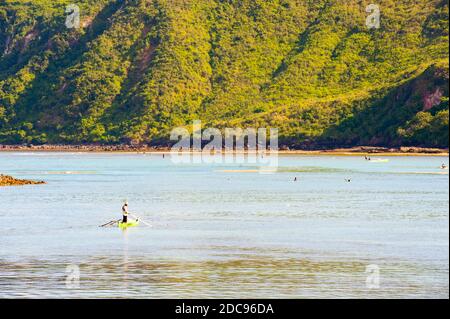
{"left": 118, "top": 219, "right": 140, "bottom": 229}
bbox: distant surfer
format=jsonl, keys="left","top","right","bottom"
{"left": 122, "top": 202, "right": 129, "bottom": 223}
{"left": 294, "top": 177, "right": 298, "bottom": 182}
{"left": 345, "top": 178, "right": 351, "bottom": 183}
{"left": 441, "top": 163, "right": 448, "bottom": 170}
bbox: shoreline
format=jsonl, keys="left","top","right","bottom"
{"left": 0, "top": 144, "right": 448, "bottom": 156}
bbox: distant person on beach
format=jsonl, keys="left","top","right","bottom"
{"left": 122, "top": 202, "right": 129, "bottom": 223}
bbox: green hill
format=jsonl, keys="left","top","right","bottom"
{"left": 0, "top": 0, "right": 448, "bottom": 148}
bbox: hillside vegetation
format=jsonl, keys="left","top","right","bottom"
{"left": 0, "top": 0, "right": 448, "bottom": 148}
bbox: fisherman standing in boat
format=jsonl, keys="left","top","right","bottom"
{"left": 122, "top": 201, "right": 129, "bottom": 223}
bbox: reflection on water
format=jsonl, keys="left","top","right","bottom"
{"left": 0, "top": 153, "right": 448, "bottom": 298}
{"left": 122, "top": 229, "right": 130, "bottom": 292}
{"left": 1, "top": 251, "right": 447, "bottom": 298}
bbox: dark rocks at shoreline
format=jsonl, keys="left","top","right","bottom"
{"left": 0, "top": 144, "right": 163, "bottom": 152}
{"left": 0, "top": 174, "right": 46, "bottom": 187}
{"left": 0, "top": 144, "right": 448, "bottom": 154}
{"left": 398, "top": 147, "right": 448, "bottom": 154}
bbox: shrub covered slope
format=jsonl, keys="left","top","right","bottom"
{"left": 0, "top": 0, "right": 448, "bottom": 147}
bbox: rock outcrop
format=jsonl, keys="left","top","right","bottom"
{"left": 0, "top": 174, "right": 45, "bottom": 186}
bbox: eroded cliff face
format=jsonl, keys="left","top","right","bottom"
{"left": 0, "top": 0, "right": 448, "bottom": 147}
{"left": 319, "top": 62, "right": 449, "bottom": 148}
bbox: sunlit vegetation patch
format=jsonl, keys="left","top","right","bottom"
{"left": 0, "top": 0, "right": 448, "bottom": 148}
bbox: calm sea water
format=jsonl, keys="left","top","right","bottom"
{"left": 0, "top": 152, "right": 448, "bottom": 298}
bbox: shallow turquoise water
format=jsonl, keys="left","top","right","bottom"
{"left": 0, "top": 152, "right": 448, "bottom": 298}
